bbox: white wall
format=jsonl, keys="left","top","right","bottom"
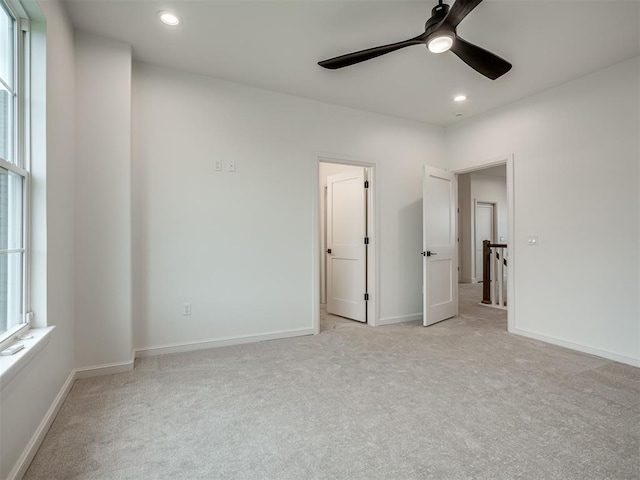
{"left": 446, "top": 56, "right": 640, "bottom": 364}
{"left": 457, "top": 171, "right": 507, "bottom": 283}
{"left": 132, "top": 62, "right": 446, "bottom": 351}
{"left": 0, "top": 0, "right": 76, "bottom": 477}
{"left": 470, "top": 173, "right": 507, "bottom": 244}
{"left": 457, "top": 173, "right": 471, "bottom": 283}
{"left": 74, "top": 32, "right": 132, "bottom": 368}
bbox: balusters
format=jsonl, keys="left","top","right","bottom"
{"left": 481, "top": 241, "right": 507, "bottom": 309}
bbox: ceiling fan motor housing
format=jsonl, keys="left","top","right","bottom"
{"left": 426, "top": 3, "right": 450, "bottom": 32}
{"left": 425, "top": 3, "right": 454, "bottom": 52}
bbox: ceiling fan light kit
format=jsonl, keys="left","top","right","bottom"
{"left": 318, "top": 0, "right": 512, "bottom": 80}
{"left": 427, "top": 33, "right": 454, "bottom": 53}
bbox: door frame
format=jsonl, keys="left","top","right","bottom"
{"left": 453, "top": 154, "right": 515, "bottom": 333}
{"left": 312, "top": 155, "right": 378, "bottom": 333}
{"left": 473, "top": 200, "right": 497, "bottom": 283}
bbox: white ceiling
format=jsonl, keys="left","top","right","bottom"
{"left": 62, "top": 0, "right": 640, "bottom": 126}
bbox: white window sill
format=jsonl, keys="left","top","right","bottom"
{"left": 0, "top": 326, "right": 54, "bottom": 390}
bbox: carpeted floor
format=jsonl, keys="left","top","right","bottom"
{"left": 24, "top": 284, "right": 640, "bottom": 479}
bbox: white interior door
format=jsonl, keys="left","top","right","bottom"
{"left": 326, "top": 169, "right": 367, "bottom": 322}
{"left": 475, "top": 202, "right": 495, "bottom": 281}
{"left": 423, "top": 166, "right": 458, "bottom": 326}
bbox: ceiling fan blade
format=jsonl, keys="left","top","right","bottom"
{"left": 450, "top": 35, "right": 512, "bottom": 80}
{"left": 318, "top": 38, "right": 423, "bottom": 70}
{"left": 443, "top": 0, "right": 483, "bottom": 28}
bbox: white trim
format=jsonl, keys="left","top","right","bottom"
{"left": 0, "top": 320, "right": 29, "bottom": 351}
{"left": 505, "top": 156, "right": 515, "bottom": 332}
{"left": 311, "top": 158, "right": 321, "bottom": 334}
{"left": 314, "top": 153, "right": 378, "bottom": 329}
{"left": 74, "top": 357, "right": 134, "bottom": 379}
{"left": 378, "top": 313, "right": 422, "bottom": 326}
{"left": 0, "top": 247, "right": 25, "bottom": 254}
{"left": 0, "top": 74, "right": 14, "bottom": 93}
{"left": 6, "top": 369, "right": 75, "bottom": 480}
{"left": 479, "top": 302, "right": 507, "bottom": 311}
{"left": 511, "top": 327, "right": 640, "bottom": 368}
{"left": 0, "top": 325, "right": 51, "bottom": 388}
{"left": 5, "top": 0, "right": 28, "bottom": 22}
{"left": 453, "top": 155, "right": 511, "bottom": 175}
{"left": 135, "top": 327, "right": 315, "bottom": 358}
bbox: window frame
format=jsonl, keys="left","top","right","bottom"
{"left": 0, "top": 0, "right": 30, "bottom": 350}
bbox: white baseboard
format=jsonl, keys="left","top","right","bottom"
{"left": 8, "top": 370, "right": 76, "bottom": 480}
{"left": 510, "top": 327, "right": 640, "bottom": 368}
{"left": 378, "top": 313, "right": 422, "bottom": 326}
{"left": 135, "top": 327, "right": 315, "bottom": 358}
{"left": 74, "top": 357, "right": 135, "bottom": 379}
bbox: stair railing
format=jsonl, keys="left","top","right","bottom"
{"left": 481, "top": 239, "right": 507, "bottom": 308}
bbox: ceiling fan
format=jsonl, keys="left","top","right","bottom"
{"left": 318, "top": 0, "right": 512, "bottom": 80}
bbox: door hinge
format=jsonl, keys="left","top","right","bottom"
{"left": 364, "top": 180, "right": 369, "bottom": 188}
{"left": 457, "top": 207, "right": 460, "bottom": 213}
{"left": 364, "top": 293, "right": 369, "bottom": 301}
{"left": 364, "top": 237, "right": 369, "bottom": 245}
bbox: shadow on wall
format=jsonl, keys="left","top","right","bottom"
{"left": 398, "top": 199, "right": 423, "bottom": 311}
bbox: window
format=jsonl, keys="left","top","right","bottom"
{"left": 0, "top": 0, "right": 28, "bottom": 342}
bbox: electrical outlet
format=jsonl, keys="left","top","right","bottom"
{"left": 227, "top": 160, "right": 236, "bottom": 172}
{"left": 214, "top": 159, "right": 222, "bottom": 172}
{"left": 182, "top": 303, "right": 192, "bottom": 316}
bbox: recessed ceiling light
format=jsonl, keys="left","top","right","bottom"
{"left": 454, "top": 95, "right": 467, "bottom": 102}
{"left": 158, "top": 11, "right": 180, "bottom": 26}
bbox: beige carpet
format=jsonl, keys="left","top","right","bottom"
{"left": 24, "top": 284, "right": 640, "bottom": 479}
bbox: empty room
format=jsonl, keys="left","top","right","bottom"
{"left": 0, "top": 0, "right": 638, "bottom": 479}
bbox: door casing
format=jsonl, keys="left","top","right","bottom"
{"left": 313, "top": 155, "right": 377, "bottom": 333}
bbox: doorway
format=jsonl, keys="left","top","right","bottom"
{"left": 454, "top": 157, "right": 513, "bottom": 331}
{"left": 317, "top": 159, "right": 375, "bottom": 331}
{"left": 474, "top": 201, "right": 496, "bottom": 282}
{"left": 422, "top": 157, "right": 513, "bottom": 332}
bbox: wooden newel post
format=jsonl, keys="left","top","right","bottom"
{"left": 482, "top": 240, "right": 491, "bottom": 304}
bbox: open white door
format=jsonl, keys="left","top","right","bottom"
{"left": 326, "top": 169, "right": 367, "bottom": 322}
{"left": 423, "top": 166, "right": 458, "bottom": 326}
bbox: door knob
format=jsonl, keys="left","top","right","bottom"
{"left": 421, "top": 251, "right": 438, "bottom": 257}
{"left": 327, "top": 249, "right": 332, "bottom": 254}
